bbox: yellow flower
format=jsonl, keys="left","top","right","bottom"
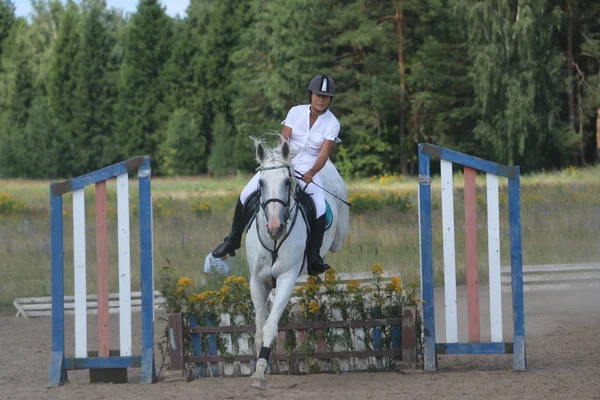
{"left": 371, "top": 264, "right": 384, "bottom": 275}
{"left": 177, "top": 277, "right": 193, "bottom": 287}
{"left": 308, "top": 300, "right": 321, "bottom": 314}
{"left": 223, "top": 275, "right": 247, "bottom": 285}
{"left": 386, "top": 275, "right": 402, "bottom": 293}
{"left": 324, "top": 269, "right": 336, "bottom": 283}
{"left": 192, "top": 292, "right": 210, "bottom": 303}
{"left": 307, "top": 275, "right": 320, "bottom": 286}
{"left": 346, "top": 280, "right": 361, "bottom": 292}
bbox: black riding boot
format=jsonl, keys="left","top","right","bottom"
{"left": 308, "top": 215, "right": 330, "bottom": 276}
{"left": 212, "top": 200, "right": 245, "bottom": 258}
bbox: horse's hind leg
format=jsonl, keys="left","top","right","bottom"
{"left": 249, "top": 276, "right": 270, "bottom": 389}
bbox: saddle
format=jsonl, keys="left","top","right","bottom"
{"left": 243, "top": 189, "right": 332, "bottom": 233}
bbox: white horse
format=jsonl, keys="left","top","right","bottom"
{"left": 246, "top": 137, "right": 349, "bottom": 390}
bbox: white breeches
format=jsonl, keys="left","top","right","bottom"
{"left": 240, "top": 171, "right": 326, "bottom": 218}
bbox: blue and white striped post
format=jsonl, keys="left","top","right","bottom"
{"left": 417, "top": 144, "right": 526, "bottom": 372}
{"left": 48, "top": 156, "right": 156, "bottom": 387}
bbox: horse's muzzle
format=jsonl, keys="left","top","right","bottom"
{"left": 267, "top": 224, "right": 285, "bottom": 240}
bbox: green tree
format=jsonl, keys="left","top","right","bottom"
{"left": 188, "top": 0, "right": 253, "bottom": 175}
{"left": 327, "top": 0, "right": 406, "bottom": 177}
{"left": 115, "top": 0, "right": 172, "bottom": 170}
{"left": 0, "top": 1, "right": 15, "bottom": 59}
{"left": 71, "top": 0, "right": 121, "bottom": 173}
{"left": 159, "top": 108, "right": 206, "bottom": 175}
{"left": 455, "top": 0, "right": 577, "bottom": 170}
{"left": 0, "top": 19, "right": 32, "bottom": 177}
{"left": 21, "top": 96, "right": 66, "bottom": 177}
{"left": 230, "top": 0, "right": 338, "bottom": 173}
{"left": 47, "top": 0, "right": 80, "bottom": 173}
{"left": 408, "top": 0, "right": 479, "bottom": 157}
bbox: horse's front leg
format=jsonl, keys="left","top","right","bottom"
{"left": 250, "top": 272, "right": 297, "bottom": 390}
{"left": 250, "top": 275, "right": 270, "bottom": 355}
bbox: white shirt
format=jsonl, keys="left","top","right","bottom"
{"left": 203, "top": 254, "right": 230, "bottom": 275}
{"left": 281, "top": 105, "right": 340, "bottom": 172}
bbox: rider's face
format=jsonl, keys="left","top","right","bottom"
{"left": 311, "top": 93, "right": 331, "bottom": 113}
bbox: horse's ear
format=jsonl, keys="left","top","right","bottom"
{"left": 281, "top": 141, "right": 290, "bottom": 160}
{"left": 256, "top": 141, "right": 266, "bottom": 163}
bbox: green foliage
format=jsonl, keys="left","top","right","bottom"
{"left": 0, "top": 0, "right": 599, "bottom": 179}
{"left": 70, "top": 0, "right": 122, "bottom": 174}
{"left": 348, "top": 191, "right": 413, "bottom": 214}
{"left": 0, "top": 1, "right": 15, "bottom": 58}
{"left": 115, "top": 0, "right": 173, "bottom": 172}
{"left": 160, "top": 108, "right": 206, "bottom": 175}
{"left": 454, "top": 0, "right": 578, "bottom": 169}
{"left": 0, "top": 192, "right": 28, "bottom": 215}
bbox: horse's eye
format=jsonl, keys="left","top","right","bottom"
{"left": 258, "top": 179, "right": 264, "bottom": 187}
{"left": 286, "top": 178, "right": 291, "bottom": 186}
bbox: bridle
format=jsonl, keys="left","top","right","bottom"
{"left": 256, "top": 162, "right": 303, "bottom": 264}
{"left": 258, "top": 163, "right": 293, "bottom": 221}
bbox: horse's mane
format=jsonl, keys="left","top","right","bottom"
{"left": 250, "top": 132, "right": 293, "bottom": 170}
{"left": 250, "top": 133, "right": 297, "bottom": 193}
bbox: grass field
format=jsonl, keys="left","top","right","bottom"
{"left": 1, "top": 164, "right": 599, "bottom": 312}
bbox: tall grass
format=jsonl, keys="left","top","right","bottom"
{"left": 1, "top": 165, "right": 599, "bottom": 311}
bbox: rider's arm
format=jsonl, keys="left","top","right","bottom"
{"left": 279, "top": 125, "right": 292, "bottom": 144}
{"left": 302, "top": 139, "right": 335, "bottom": 183}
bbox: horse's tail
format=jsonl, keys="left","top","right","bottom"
{"left": 322, "top": 160, "right": 349, "bottom": 253}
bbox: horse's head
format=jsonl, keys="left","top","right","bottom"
{"left": 254, "top": 137, "right": 296, "bottom": 241}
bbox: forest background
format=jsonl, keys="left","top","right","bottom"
{"left": 1, "top": 0, "right": 600, "bottom": 180}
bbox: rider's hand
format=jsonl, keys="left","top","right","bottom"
{"left": 302, "top": 170, "right": 315, "bottom": 184}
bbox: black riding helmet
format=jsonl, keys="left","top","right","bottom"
{"left": 308, "top": 75, "right": 335, "bottom": 97}
{"left": 308, "top": 75, "right": 335, "bottom": 111}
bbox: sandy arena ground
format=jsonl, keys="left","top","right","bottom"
{"left": 1, "top": 284, "right": 599, "bottom": 400}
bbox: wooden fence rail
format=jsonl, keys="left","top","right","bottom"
{"left": 167, "top": 305, "right": 418, "bottom": 377}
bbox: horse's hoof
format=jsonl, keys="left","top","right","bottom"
{"left": 250, "top": 377, "right": 267, "bottom": 390}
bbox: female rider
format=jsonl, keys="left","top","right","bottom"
{"left": 212, "top": 75, "right": 340, "bottom": 276}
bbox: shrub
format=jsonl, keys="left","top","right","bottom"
{"left": 0, "top": 193, "right": 28, "bottom": 216}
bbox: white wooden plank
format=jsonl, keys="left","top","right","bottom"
{"left": 440, "top": 160, "right": 458, "bottom": 343}
{"left": 487, "top": 173, "right": 503, "bottom": 342}
{"left": 73, "top": 189, "right": 87, "bottom": 358}
{"left": 150, "top": 197, "right": 156, "bottom": 322}
{"left": 117, "top": 173, "right": 132, "bottom": 356}
{"left": 501, "top": 271, "right": 600, "bottom": 284}
{"left": 16, "top": 298, "right": 164, "bottom": 311}
{"left": 221, "top": 313, "right": 234, "bottom": 376}
{"left": 235, "top": 315, "right": 252, "bottom": 376}
{"left": 418, "top": 187, "right": 423, "bottom": 303}
{"left": 13, "top": 290, "right": 163, "bottom": 304}
{"left": 501, "top": 263, "right": 600, "bottom": 274}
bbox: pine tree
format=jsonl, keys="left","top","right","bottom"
{"left": 230, "top": 0, "right": 338, "bottom": 173}
{"left": 22, "top": 96, "right": 65, "bottom": 177}
{"left": 115, "top": 0, "right": 172, "bottom": 169}
{"left": 0, "top": 19, "right": 32, "bottom": 177}
{"left": 71, "top": 0, "right": 120, "bottom": 173}
{"left": 454, "top": 0, "right": 577, "bottom": 169}
{"left": 47, "top": 0, "right": 80, "bottom": 173}
{"left": 0, "top": 1, "right": 15, "bottom": 59}
{"left": 326, "top": 0, "right": 406, "bottom": 177}
{"left": 160, "top": 108, "right": 205, "bottom": 175}
{"left": 409, "top": 0, "right": 479, "bottom": 157}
